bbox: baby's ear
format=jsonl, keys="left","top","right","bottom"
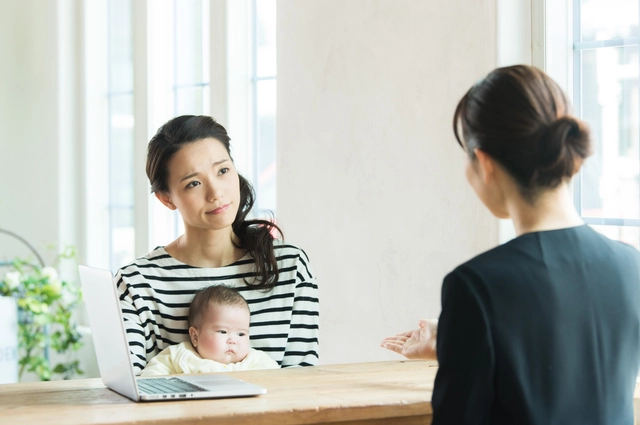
{"left": 188, "top": 326, "right": 198, "bottom": 347}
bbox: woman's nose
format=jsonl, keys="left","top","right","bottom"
{"left": 206, "top": 180, "right": 221, "bottom": 202}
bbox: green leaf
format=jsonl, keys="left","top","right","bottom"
{"left": 8, "top": 247, "right": 84, "bottom": 381}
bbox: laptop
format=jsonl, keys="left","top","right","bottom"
{"left": 78, "top": 265, "right": 267, "bottom": 401}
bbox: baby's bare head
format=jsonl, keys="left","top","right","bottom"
{"left": 188, "top": 284, "right": 249, "bottom": 330}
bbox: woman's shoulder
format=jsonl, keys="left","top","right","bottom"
{"left": 577, "top": 226, "right": 640, "bottom": 272}
{"left": 452, "top": 225, "right": 588, "bottom": 273}
{"left": 443, "top": 236, "right": 535, "bottom": 289}
{"left": 117, "top": 246, "right": 181, "bottom": 276}
{"left": 579, "top": 225, "right": 640, "bottom": 254}
{"left": 273, "top": 240, "right": 313, "bottom": 263}
{"left": 272, "top": 240, "right": 316, "bottom": 282}
{"left": 448, "top": 224, "right": 640, "bottom": 284}
{"left": 451, "top": 240, "right": 518, "bottom": 272}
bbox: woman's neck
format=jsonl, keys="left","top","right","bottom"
{"left": 506, "top": 184, "right": 584, "bottom": 237}
{"left": 166, "top": 227, "right": 245, "bottom": 268}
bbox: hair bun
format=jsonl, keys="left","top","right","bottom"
{"left": 453, "top": 65, "right": 593, "bottom": 201}
{"left": 534, "top": 116, "right": 592, "bottom": 187}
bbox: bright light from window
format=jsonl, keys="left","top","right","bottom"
{"left": 574, "top": 0, "right": 640, "bottom": 249}
{"left": 580, "top": 0, "right": 637, "bottom": 41}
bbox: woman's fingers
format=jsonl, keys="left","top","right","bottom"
{"left": 380, "top": 334, "right": 410, "bottom": 354}
{"left": 381, "top": 322, "right": 438, "bottom": 360}
{"left": 380, "top": 335, "right": 409, "bottom": 345}
{"left": 381, "top": 340, "right": 405, "bottom": 354}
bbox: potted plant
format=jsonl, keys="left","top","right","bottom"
{"left": 0, "top": 230, "right": 83, "bottom": 381}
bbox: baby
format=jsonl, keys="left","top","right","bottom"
{"left": 140, "top": 284, "right": 279, "bottom": 376}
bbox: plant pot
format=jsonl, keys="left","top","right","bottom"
{"left": 0, "top": 296, "right": 18, "bottom": 383}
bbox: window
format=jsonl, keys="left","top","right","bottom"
{"left": 85, "top": 0, "right": 135, "bottom": 272}
{"left": 543, "top": 0, "right": 640, "bottom": 250}
{"left": 107, "top": 0, "right": 136, "bottom": 272}
{"left": 572, "top": 0, "right": 640, "bottom": 249}
{"left": 252, "top": 0, "right": 277, "bottom": 216}
{"left": 84, "top": 0, "right": 276, "bottom": 271}
{"left": 147, "top": 0, "right": 211, "bottom": 250}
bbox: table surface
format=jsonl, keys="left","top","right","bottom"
{"left": 2, "top": 360, "right": 640, "bottom": 425}
{"left": 0, "top": 360, "right": 437, "bottom": 425}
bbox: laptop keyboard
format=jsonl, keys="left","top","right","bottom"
{"left": 137, "top": 377, "right": 209, "bottom": 395}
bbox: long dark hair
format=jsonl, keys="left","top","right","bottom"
{"left": 146, "top": 115, "right": 282, "bottom": 290}
{"left": 453, "top": 65, "right": 592, "bottom": 203}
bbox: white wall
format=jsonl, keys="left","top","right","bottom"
{"left": 0, "top": 1, "right": 65, "bottom": 261}
{"left": 277, "top": 0, "right": 499, "bottom": 365}
{"left": 0, "top": 0, "right": 97, "bottom": 381}
{"left": 0, "top": 0, "right": 83, "bottom": 264}
{"left": 0, "top": 0, "right": 523, "bottom": 374}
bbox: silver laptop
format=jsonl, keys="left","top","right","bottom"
{"left": 78, "top": 265, "right": 267, "bottom": 401}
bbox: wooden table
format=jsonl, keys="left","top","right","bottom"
{"left": 3, "top": 360, "right": 640, "bottom": 425}
{"left": 0, "top": 360, "right": 437, "bottom": 425}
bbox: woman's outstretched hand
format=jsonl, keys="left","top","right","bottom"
{"left": 380, "top": 319, "right": 438, "bottom": 360}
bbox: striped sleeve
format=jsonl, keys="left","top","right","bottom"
{"left": 281, "top": 248, "right": 319, "bottom": 367}
{"left": 114, "top": 270, "right": 148, "bottom": 374}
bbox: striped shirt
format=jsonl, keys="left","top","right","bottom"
{"left": 115, "top": 242, "right": 319, "bottom": 375}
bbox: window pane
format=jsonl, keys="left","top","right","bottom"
{"left": 107, "top": 0, "right": 134, "bottom": 271}
{"left": 111, "top": 207, "right": 134, "bottom": 271}
{"left": 256, "top": 0, "right": 276, "bottom": 77}
{"left": 109, "top": 93, "right": 134, "bottom": 270}
{"left": 148, "top": 0, "right": 210, "bottom": 249}
{"left": 580, "top": 0, "right": 638, "bottom": 42}
{"left": 109, "top": 0, "right": 133, "bottom": 93}
{"left": 590, "top": 224, "right": 640, "bottom": 250}
{"left": 255, "top": 79, "right": 277, "bottom": 213}
{"left": 176, "top": 0, "right": 207, "bottom": 86}
{"left": 175, "top": 86, "right": 208, "bottom": 115}
{"left": 109, "top": 94, "right": 134, "bottom": 206}
{"left": 578, "top": 46, "right": 639, "bottom": 220}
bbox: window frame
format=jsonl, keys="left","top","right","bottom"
{"left": 529, "top": 0, "right": 640, "bottom": 245}
{"left": 569, "top": 0, "right": 640, "bottom": 229}
{"left": 84, "top": 0, "right": 276, "bottom": 271}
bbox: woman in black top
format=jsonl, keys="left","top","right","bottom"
{"left": 382, "top": 65, "right": 640, "bottom": 424}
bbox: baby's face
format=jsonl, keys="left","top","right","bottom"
{"left": 189, "top": 303, "right": 250, "bottom": 364}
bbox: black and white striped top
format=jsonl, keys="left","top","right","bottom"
{"left": 115, "top": 242, "right": 319, "bottom": 375}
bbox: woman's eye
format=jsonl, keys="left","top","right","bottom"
{"left": 186, "top": 181, "right": 200, "bottom": 189}
{"left": 219, "top": 167, "right": 229, "bottom": 175}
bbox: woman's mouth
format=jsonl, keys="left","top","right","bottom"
{"left": 207, "top": 204, "right": 229, "bottom": 214}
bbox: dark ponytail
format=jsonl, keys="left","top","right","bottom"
{"left": 147, "top": 115, "right": 282, "bottom": 290}
{"left": 232, "top": 174, "right": 283, "bottom": 291}
{"left": 453, "top": 65, "right": 592, "bottom": 203}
